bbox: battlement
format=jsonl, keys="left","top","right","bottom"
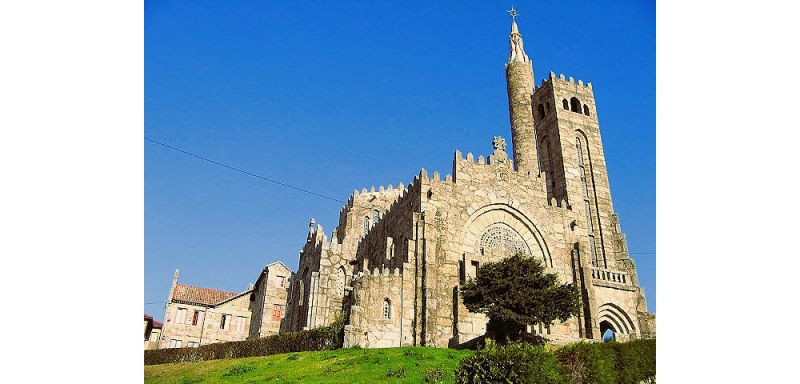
{"left": 548, "top": 71, "right": 593, "bottom": 93}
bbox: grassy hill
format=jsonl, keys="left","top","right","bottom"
{"left": 144, "top": 346, "right": 475, "bottom": 384}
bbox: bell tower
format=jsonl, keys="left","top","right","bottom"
{"left": 505, "top": 8, "right": 538, "bottom": 177}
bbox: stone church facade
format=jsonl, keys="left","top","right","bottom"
{"left": 283, "top": 18, "right": 655, "bottom": 348}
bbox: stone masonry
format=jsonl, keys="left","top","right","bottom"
{"left": 282, "top": 17, "right": 655, "bottom": 348}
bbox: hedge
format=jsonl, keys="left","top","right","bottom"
{"left": 144, "top": 319, "right": 343, "bottom": 365}
{"left": 455, "top": 338, "right": 655, "bottom": 384}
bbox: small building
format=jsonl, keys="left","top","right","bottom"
{"left": 159, "top": 270, "right": 253, "bottom": 348}
{"left": 144, "top": 313, "right": 162, "bottom": 350}
{"left": 248, "top": 261, "right": 294, "bottom": 338}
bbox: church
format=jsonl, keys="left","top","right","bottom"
{"left": 283, "top": 15, "right": 655, "bottom": 348}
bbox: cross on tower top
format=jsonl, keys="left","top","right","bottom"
{"left": 507, "top": 7, "right": 519, "bottom": 23}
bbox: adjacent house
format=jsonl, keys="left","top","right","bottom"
{"left": 248, "top": 261, "right": 294, "bottom": 338}
{"left": 157, "top": 264, "right": 295, "bottom": 349}
{"left": 159, "top": 270, "right": 253, "bottom": 348}
{"left": 144, "top": 313, "right": 162, "bottom": 350}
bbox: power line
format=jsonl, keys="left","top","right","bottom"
{"left": 146, "top": 137, "right": 656, "bottom": 256}
{"left": 145, "top": 137, "right": 344, "bottom": 203}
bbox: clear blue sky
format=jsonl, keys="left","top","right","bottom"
{"left": 145, "top": 0, "right": 655, "bottom": 320}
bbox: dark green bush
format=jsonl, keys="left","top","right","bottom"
{"left": 556, "top": 342, "right": 616, "bottom": 384}
{"left": 143, "top": 318, "right": 343, "bottom": 365}
{"left": 455, "top": 338, "right": 655, "bottom": 384}
{"left": 455, "top": 342, "right": 564, "bottom": 384}
{"left": 597, "top": 339, "right": 656, "bottom": 384}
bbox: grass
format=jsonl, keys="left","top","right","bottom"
{"left": 144, "top": 346, "right": 474, "bottom": 384}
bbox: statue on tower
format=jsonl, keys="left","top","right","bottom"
{"left": 507, "top": 7, "right": 530, "bottom": 64}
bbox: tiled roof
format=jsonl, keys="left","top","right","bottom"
{"left": 152, "top": 320, "right": 162, "bottom": 329}
{"left": 171, "top": 283, "right": 241, "bottom": 306}
{"left": 144, "top": 313, "right": 153, "bottom": 320}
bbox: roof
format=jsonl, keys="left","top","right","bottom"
{"left": 152, "top": 320, "right": 162, "bottom": 329}
{"left": 171, "top": 283, "right": 245, "bottom": 306}
{"left": 266, "top": 261, "right": 293, "bottom": 272}
{"left": 144, "top": 313, "right": 153, "bottom": 321}
{"left": 254, "top": 261, "right": 296, "bottom": 287}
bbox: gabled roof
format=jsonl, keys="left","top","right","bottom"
{"left": 253, "top": 261, "right": 296, "bottom": 288}
{"left": 266, "top": 261, "right": 293, "bottom": 272}
{"left": 171, "top": 283, "right": 243, "bottom": 306}
{"left": 152, "top": 320, "right": 162, "bottom": 329}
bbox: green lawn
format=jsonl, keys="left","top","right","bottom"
{"left": 144, "top": 347, "right": 475, "bottom": 384}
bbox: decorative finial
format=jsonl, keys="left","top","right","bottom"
{"left": 507, "top": 7, "right": 519, "bottom": 23}
{"left": 492, "top": 136, "right": 507, "bottom": 152}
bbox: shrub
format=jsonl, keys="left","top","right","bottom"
{"left": 597, "top": 339, "right": 656, "bottom": 384}
{"left": 144, "top": 317, "right": 344, "bottom": 365}
{"left": 424, "top": 366, "right": 444, "bottom": 383}
{"left": 556, "top": 342, "right": 616, "bottom": 384}
{"left": 456, "top": 339, "right": 655, "bottom": 384}
{"left": 455, "top": 342, "right": 564, "bottom": 384}
{"left": 222, "top": 363, "right": 255, "bottom": 377}
{"left": 385, "top": 367, "right": 405, "bottom": 378}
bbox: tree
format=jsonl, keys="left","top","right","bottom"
{"left": 460, "top": 253, "right": 580, "bottom": 344}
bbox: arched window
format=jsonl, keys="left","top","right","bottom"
{"left": 382, "top": 298, "right": 391, "bottom": 319}
{"left": 537, "top": 104, "right": 545, "bottom": 119}
{"left": 570, "top": 97, "right": 581, "bottom": 113}
{"left": 583, "top": 104, "right": 591, "bottom": 116}
{"left": 372, "top": 210, "right": 380, "bottom": 226}
{"left": 363, "top": 216, "right": 370, "bottom": 235}
{"left": 562, "top": 99, "right": 569, "bottom": 110}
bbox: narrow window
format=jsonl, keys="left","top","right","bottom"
{"left": 175, "top": 308, "right": 187, "bottom": 324}
{"left": 220, "top": 314, "right": 229, "bottom": 330}
{"left": 236, "top": 316, "right": 247, "bottom": 332}
{"left": 583, "top": 104, "right": 591, "bottom": 116}
{"left": 458, "top": 260, "right": 465, "bottom": 284}
{"left": 372, "top": 210, "right": 380, "bottom": 225}
{"left": 363, "top": 216, "right": 370, "bottom": 235}
{"left": 170, "top": 339, "right": 181, "bottom": 348}
{"left": 471, "top": 260, "right": 479, "bottom": 279}
{"left": 337, "top": 267, "right": 346, "bottom": 296}
{"left": 580, "top": 166, "right": 589, "bottom": 198}
{"left": 272, "top": 304, "right": 282, "bottom": 321}
{"left": 275, "top": 275, "right": 285, "bottom": 288}
{"left": 584, "top": 201, "right": 594, "bottom": 232}
{"left": 191, "top": 310, "right": 199, "bottom": 326}
{"left": 575, "top": 138, "right": 584, "bottom": 166}
{"left": 298, "top": 280, "right": 305, "bottom": 306}
{"left": 382, "top": 298, "right": 391, "bottom": 319}
{"left": 570, "top": 97, "right": 581, "bottom": 113}
{"left": 562, "top": 99, "right": 569, "bottom": 110}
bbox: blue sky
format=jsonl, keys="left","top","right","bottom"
{"left": 145, "top": 0, "right": 655, "bottom": 320}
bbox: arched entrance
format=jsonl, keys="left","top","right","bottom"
{"left": 597, "top": 303, "right": 638, "bottom": 341}
{"left": 600, "top": 320, "right": 616, "bottom": 342}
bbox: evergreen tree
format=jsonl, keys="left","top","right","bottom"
{"left": 460, "top": 253, "right": 580, "bottom": 343}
